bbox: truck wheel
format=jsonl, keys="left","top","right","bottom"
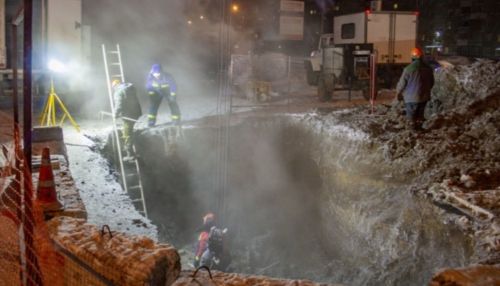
{"left": 318, "top": 78, "right": 326, "bottom": 101}
{"left": 318, "top": 77, "right": 331, "bottom": 102}
{"left": 305, "top": 61, "right": 319, "bottom": 86}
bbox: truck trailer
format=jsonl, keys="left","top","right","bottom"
{"left": 306, "top": 10, "right": 418, "bottom": 100}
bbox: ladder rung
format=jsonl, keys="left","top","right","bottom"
{"left": 109, "top": 51, "right": 119, "bottom": 54}
{"left": 111, "top": 75, "right": 122, "bottom": 78}
{"left": 131, "top": 199, "right": 144, "bottom": 203}
{"left": 129, "top": 185, "right": 142, "bottom": 190}
{"left": 126, "top": 173, "right": 137, "bottom": 177}
{"left": 110, "top": 63, "right": 121, "bottom": 65}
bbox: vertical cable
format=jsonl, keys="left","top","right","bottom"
{"left": 214, "top": 0, "right": 232, "bottom": 227}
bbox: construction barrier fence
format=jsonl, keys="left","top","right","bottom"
{"left": 0, "top": 114, "right": 111, "bottom": 286}
{"left": 0, "top": 115, "right": 59, "bottom": 285}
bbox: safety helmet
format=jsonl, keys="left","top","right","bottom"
{"left": 150, "top": 63, "right": 163, "bottom": 74}
{"left": 111, "top": 79, "right": 121, "bottom": 88}
{"left": 411, "top": 47, "right": 423, "bottom": 59}
{"left": 203, "top": 213, "right": 215, "bottom": 225}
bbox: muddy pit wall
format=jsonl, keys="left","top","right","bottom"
{"left": 133, "top": 115, "right": 473, "bottom": 285}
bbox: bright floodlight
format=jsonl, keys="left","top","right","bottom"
{"left": 48, "top": 59, "right": 67, "bottom": 73}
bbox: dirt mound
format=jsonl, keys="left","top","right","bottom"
{"left": 430, "top": 264, "right": 500, "bottom": 286}
{"left": 353, "top": 60, "right": 500, "bottom": 187}
{"left": 330, "top": 60, "right": 500, "bottom": 267}
{"left": 427, "top": 59, "right": 500, "bottom": 115}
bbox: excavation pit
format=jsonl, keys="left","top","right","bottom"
{"left": 107, "top": 114, "right": 473, "bottom": 285}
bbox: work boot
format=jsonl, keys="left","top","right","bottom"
{"left": 411, "top": 120, "right": 425, "bottom": 132}
{"left": 123, "top": 148, "right": 136, "bottom": 161}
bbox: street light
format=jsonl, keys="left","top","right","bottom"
{"left": 48, "top": 59, "right": 67, "bottom": 73}
{"left": 231, "top": 4, "right": 239, "bottom": 13}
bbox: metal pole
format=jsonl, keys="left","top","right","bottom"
{"left": 348, "top": 76, "right": 352, "bottom": 102}
{"left": 370, "top": 52, "right": 377, "bottom": 113}
{"left": 22, "top": 1, "right": 43, "bottom": 285}
{"left": 287, "top": 56, "right": 291, "bottom": 113}
{"left": 11, "top": 22, "right": 24, "bottom": 285}
{"left": 12, "top": 25, "right": 19, "bottom": 129}
{"left": 23, "top": 0, "right": 32, "bottom": 172}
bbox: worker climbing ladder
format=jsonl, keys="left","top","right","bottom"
{"left": 102, "top": 44, "right": 148, "bottom": 218}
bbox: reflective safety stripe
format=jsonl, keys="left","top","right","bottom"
{"left": 148, "top": 114, "right": 156, "bottom": 119}
{"left": 148, "top": 92, "right": 156, "bottom": 95}
{"left": 161, "top": 84, "right": 169, "bottom": 88}
{"left": 152, "top": 83, "right": 160, "bottom": 88}
{"left": 170, "top": 92, "right": 176, "bottom": 96}
{"left": 38, "top": 180, "right": 55, "bottom": 188}
{"left": 171, "top": 115, "right": 180, "bottom": 120}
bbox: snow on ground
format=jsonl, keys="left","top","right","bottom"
{"left": 64, "top": 122, "right": 158, "bottom": 240}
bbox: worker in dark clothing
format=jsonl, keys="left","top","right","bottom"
{"left": 396, "top": 47, "right": 435, "bottom": 131}
{"left": 146, "top": 64, "right": 181, "bottom": 127}
{"left": 194, "top": 213, "right": 215, "bottom": 268}
{"left": 112, "top": 80, "right": 142, "bottom": 158}
{"left": 199, "top": 225, "right": 229, "bottom": 271}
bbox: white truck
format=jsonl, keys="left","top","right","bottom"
{"left": 305, "top": 10, "right": 418, "bottom": 100}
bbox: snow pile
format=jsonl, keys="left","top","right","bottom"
{"left": 64, "top": 126, "right": 158, "bottom": 240}
{"left": 291, "top": 112, "right": 369, "bottom": 141}
{"left": 318, "top": 60, "right": 500, "bottom": 268}
{"left": 428, "top": 59, "right": 500, "bottom": 115}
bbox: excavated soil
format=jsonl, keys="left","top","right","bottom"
{"left": 325, "top": 59, "right": 500, "bottom": 266}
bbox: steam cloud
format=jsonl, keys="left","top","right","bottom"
{"left": 81, "top": 0, "right": 226, "bottom": 121}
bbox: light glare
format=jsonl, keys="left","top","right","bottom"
{"left": 48, "top": 59, "right": 67, "bottom": 73}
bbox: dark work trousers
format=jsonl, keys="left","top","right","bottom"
{"left": 405, "top": 102, "right": 427, "bottom": 129}
{"left": 148, "top": 92, "right": 181, "bottom": 127}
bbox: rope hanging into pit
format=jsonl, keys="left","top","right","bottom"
{"left": 214, "top": 0, "right": 232, "bottom": 227}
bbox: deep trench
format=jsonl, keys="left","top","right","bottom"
{"left": 110, "top": 115, "right": 472, "bottom": 285}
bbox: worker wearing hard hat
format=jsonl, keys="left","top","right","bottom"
{"left": 112, "top": 80, "right": 142, "bottom": 159}
{"left": 146, "top": 64, "right": 181, "bottom": 127}
{"left": 396, "top": 47, "right": 435, "bottom": 131}
{"left": 194, "top": 213, "right": 215, "bottom": 268}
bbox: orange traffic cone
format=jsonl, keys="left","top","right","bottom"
{"left": 36, "top": 147, "right": 63, "bottom": 211}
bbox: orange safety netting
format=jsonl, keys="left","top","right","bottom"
{"left": 0, "top": 115, "right": 63, "bottom": 286}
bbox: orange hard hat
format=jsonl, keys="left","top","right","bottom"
{"left": 203, "top": 213, "right": 215, "bottom": 224}
{"left": 411, "top": 47, "right": 423, "bottom": 58}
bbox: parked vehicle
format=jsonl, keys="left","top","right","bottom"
{"left": 305, "top": 10, "right": 418, "bottom": 100}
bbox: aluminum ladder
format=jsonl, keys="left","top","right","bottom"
{"left": 102, "top": 44, "right": 148, "bottom": 218}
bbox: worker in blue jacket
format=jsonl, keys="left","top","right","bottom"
{"left": 146, "top": 64, "right": 181, "bottom": 127}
